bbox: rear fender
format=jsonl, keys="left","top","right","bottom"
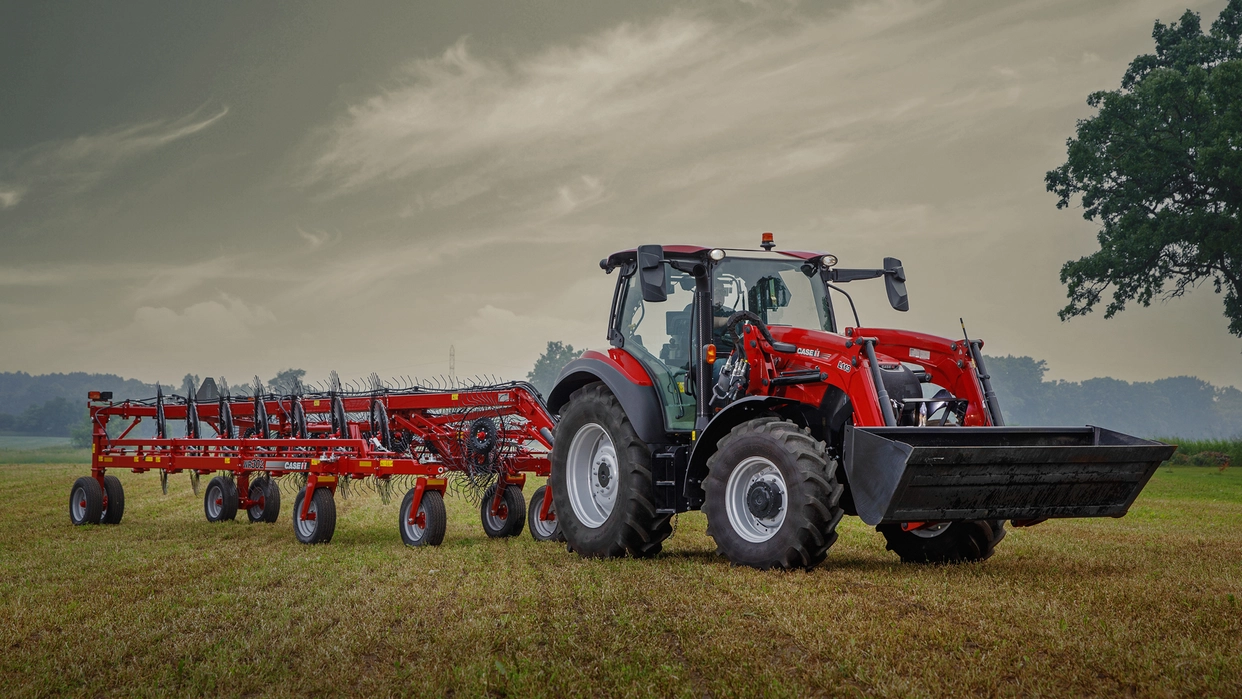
{"left": 547, "top": 353, "right": 666, "bottom": 445}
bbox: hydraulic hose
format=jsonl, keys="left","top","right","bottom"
{"left": 723, "top": 311, "right": 796, "bottom": 353}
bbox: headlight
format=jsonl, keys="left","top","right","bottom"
{"left": 821, "top": 254, "right": 838, "bottom": 267}
{"left": 709, "top": 249, "right": 726, "bottom": 261}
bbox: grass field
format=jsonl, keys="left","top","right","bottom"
{"left": 1, "top": 458, "right": 1239, "bottom": 698}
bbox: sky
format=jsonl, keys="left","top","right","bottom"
{"left": 1, "top": 0, "right": 1238, "bottom": 390}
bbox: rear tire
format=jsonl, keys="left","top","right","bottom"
{"left": 527, "top": 485, "right": 564, "bottom": 542}
{"left": 877, "top": 519, "right": 1006, "bottom": 564}
{"left": 204, "top": 476, "right": 239, "bottom": 523}
{"left": 550, "top": 383, "right": 671, "bottom": 559}
{"left": 292, "top": 486, "right": 336, "bottom": 544}
{"left": 101, "top": 475, "right": 125, "bottom": 525}
{"left": 399, "top": 488, "right": 446, "bottom": 547}
{"left": 480, "top": 484, "right": 526, "bottom": 538}
{"left": 702, "top": 417, "right": 844, "bottom": 570}
{"left": 247, "top": 478, "right": 281, "bottom": 523}
{"left": 69, "top": 477, "right": 104, "bottom": 526}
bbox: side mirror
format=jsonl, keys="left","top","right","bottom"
{"left": 883, "top": 257, "right": 909, "bottom": 312}
{"left": 637, "top": 245, "right": 667, "bottom": 302}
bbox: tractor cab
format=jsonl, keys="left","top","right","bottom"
{"left": 597, "top": 239, "right": 900, "bottom": 434}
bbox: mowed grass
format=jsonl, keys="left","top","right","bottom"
{"left": 1, "top": 462, "right": 1239, "bottom": 698}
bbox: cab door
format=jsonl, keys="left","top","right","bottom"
{"left": 613, "top": 263, "right": 698, "bottom": 432}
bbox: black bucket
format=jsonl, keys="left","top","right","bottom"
{"left": 842, "top": 425, "right": 1176, "bottom": 526}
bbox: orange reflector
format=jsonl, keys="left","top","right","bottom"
{"left": 762, "top": 232, "right": 773, "bottom": 244}
{"left": 704, "top": 344, "right": 717, "bottom": 364}
{"left": 88, "top": 391, "right": 101, "bottom": 401}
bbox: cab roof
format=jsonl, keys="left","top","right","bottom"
{"left": 601, "top": 246, "right": 823, "bottom": 270}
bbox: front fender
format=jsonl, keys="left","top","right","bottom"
{"left": 686, "top": 396, "right": 796, "bottom": 484}
{"left": 547, "top": 355, "right": 666, "bottom": 445}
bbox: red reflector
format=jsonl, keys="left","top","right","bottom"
{"left": 704, "top": 344, "right": 717, "bottom": 364}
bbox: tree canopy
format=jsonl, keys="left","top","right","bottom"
{"left": 267, "top": 368, "right": 307, "bottom": 394}
{"left": 526, "top": 341, "right": 583, "bottom": 397}
{"left": 1046, "top": 1, "right": 1242, "bottom": 336}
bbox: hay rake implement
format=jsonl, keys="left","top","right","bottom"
{"left": 72, "top": 376, "right": 561, "bottom": 546}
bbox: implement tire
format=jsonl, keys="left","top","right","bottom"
{"left": 479, "top": 484, "right": 526, "bottom": 539}
{"left": 550, "top": 383, "right": 671, "bottom": 559}
{"left": 292, "top": 486, "right": 336, "bottom": 544}
{"left": 399, "top": 488, "right": 446, "bottom": 547}
{"left": 204, "top": 476, "right": 238, "bottom": 523}
{"left": 101, "top": 475, "right": 125, "bottom": 525}
{"left": 69, "top": 477, "right": 104, "bottom": 526}
{"left": 702, "top": 417, "right": 844, "bottom": 570}
{"left": 877, "top": 519, "right": 1006, "bottom": 564}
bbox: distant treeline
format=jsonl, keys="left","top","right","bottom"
{"left": 0, "top": 372, "right": 163, "bottom": 438}
{"left": 985, "top": 356, "right": 1242, "bottom": 440}
{"left": 3, "top": 360, "right": 1241, "bottom": 441}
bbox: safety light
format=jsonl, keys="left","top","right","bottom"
{"left": 760, "top": 232, "right": 775, "bottom": 251}
{"left": 821, "top": 254, "right": 838, "bottom": 267}
{"left": 704, "top": 344, "right": 717, "bottom": 365}
{"left": 709, "top": 248, "right": 726, "bottom": 261}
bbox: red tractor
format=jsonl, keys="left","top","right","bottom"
{"left": 545, "top": 236, "right": 1174, "bottom": 570}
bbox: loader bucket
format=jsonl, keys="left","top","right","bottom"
{"left": 841, "top": 425, "right": 1176, "bottom": 526}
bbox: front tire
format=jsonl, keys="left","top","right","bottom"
{"left": 702, "top": 417, "right": 844, "bottom": 570}
{"left": 550, "top": 383, "right": 671, "bottom": 559}
{"left": 876, "top": 520, "right": 1006, "bottom": 564}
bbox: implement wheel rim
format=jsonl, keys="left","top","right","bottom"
{"left": 296, "top": 498, "right": 318, "bottom": 539}
{"left": 206, "top": 484, "right": 224, "bottom": 520}
{"left": 72, "top": 486, "right": 89, "bottom": 522}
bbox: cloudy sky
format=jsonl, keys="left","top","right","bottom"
{"left": 1, "top": 0, "right": 1237, "bottom": 389}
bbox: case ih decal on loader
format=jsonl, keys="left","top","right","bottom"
{"left": 71, "top": 234, "right": 1174, "bottom": 567}
{"left": 544, "top": 235, "right": 1175, "bottom": 569}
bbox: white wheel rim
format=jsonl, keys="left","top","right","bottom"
{"left": 565, "top": 423, "right": 618, "bottom": 529}
{"left": 403, "top": 501, "right": 425, "bottom": 542}
{"left": 725, "top": 456, "right": 788, "bottom": 543}
{"left": 72, "top": 486, "right": 88, "bottom": 521}
{"left": 532, "top": 494, "right": 557, "bottom": 537}
{"left": 483, "top": 491, "right": 509, "bottom": 531}
{"left": 296, "top": 495, "right": 318, "bottom": 538}
{"left": 206, "top": 484, "right": 223, "bottom": 519}
{"left": 911, "top": 522, "right": 950, "bottom": 538}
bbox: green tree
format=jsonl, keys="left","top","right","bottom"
{"left": 180, "top": 373, "right": 200, "bottom": 398}
{"left": 526, "top": 341, "right": 583, "bottom": 397}
{"left": 267, "top": 368, "right": 307, "bottom": 394}
{"left": 1046, "top": 1, "right": 1242, "bottom": 336}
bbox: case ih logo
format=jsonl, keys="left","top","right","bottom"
{"left": 796, "top": 347, "right": 821, "bottom": 358}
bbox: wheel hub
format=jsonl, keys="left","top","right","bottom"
{"left": 596, "top": 460, "right": 611, "bottom": 488}
{"left": 746, "top": 481, "right": 782, "bottom": 519}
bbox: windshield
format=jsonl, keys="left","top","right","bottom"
{"left": 711, "top": 257, "right": 835, "bottom": 339}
